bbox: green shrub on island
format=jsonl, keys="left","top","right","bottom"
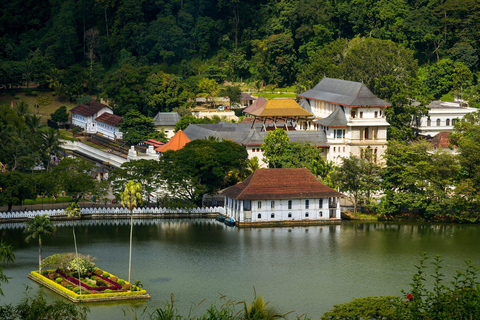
{"left": 110, "top": 276, "right": 118, "bottom": 282}
{"left": 95, "top": 269, "right": 103, "bottom": 275}
{"left": 123, "top": 284, "right": 131, "bottom": 291}
{"left": 73, "top": 287, "right": 80, "bottom": 293}
{"left": 67, "top": 258, "right": 96, "bottom": 277}
{"left": 41, "top": 253, "right": 96, "bottom": 271}
{"left": 104, "top": 289, "right": 112, "bottom": 293}
{"left": 117, "top": 279, "right": 125, "bottom": 285}
{"left": 102, "top": 272, "right": 109, "bottom": 278}
{"left": 55, "top": 277, "right": 62, "bottom": 284}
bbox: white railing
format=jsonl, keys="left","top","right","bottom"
{"left": 0, "top": 206, "right": 225, "bottom": 220}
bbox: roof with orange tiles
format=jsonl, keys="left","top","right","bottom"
{"left": 431, "top": 131, "right": 456, "bottom": 149}
{"left": 221, "top": 168, "right": 344, "bottom": 200}
{"left": 155, "top": 130, "right": 191, "bottom": 152}
{"left": 95, "top": 113, "right": 123, "bottom": 127}
{"left": 70, "top": 101, "right": 110, "bottom": 117}
{"left": 249, "top": 99, "right": 314, "bottom": 118}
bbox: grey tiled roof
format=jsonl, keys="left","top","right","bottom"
{"left": 299, "top": 98, "right": 312, "bottom": 113}
{"left": 287, "top": 131, "right": 329, "bottom": 147}
{"left": 153, "top": 112, "right": 181, "bottom": 126}
{"left": 184, "top": 123, "right": 329, "bottom": 147}
{"left": 298, "top": 77, "right": 391, "bottom": 107}
{"left": 314, "top": 107, "right": 348, "bottom": 127}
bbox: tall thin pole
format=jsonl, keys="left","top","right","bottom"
{"left": 128, "top": 211, "right": 133, "bottom": 283}
{"left": 73, "top": 223, "right": 82, "bottom": 295}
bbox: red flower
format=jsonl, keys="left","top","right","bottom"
{"left": 407, "top": 293, "right": 413, "bottom": 301}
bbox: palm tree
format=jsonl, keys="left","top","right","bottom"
{"left": 25, "top": 114, "right": 44, "bottom": 135}
{"left": 24, "top": 215, "right": 56, "bottom": 273}
{"left": 247, "top": 156, "right": 261, "bottom": 174}
{"left": 121, "top": 181, "right": 143, "bottom": 283}
{"left": 40, "top": 127, "right": 62, "bottom": 171}
{"left": 0, "top": 240, "right": 15, "bottom": 296}
{"left": 65, "top": 202, "right": 82, "bottom": 294}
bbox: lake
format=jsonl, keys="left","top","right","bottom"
{"left": 1, "top": 219, "right": 480, "bottom": 319}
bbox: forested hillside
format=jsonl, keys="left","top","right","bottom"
{"left": 1, "top": 0, "right": 480, "bottom": 134}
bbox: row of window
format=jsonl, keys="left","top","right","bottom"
{"left": 350, "top": 110, "right": 382, "bottom": 119}
{"left": 258, "top": 212, "right": 324, "bottom": 219}
{"left": 251, "top": 148, "right": 264, "bottom": 152}
{"left": 257, "top": 199, "right": 323, "bottom": 210}
{"left": 426, "top": 118, "right": 457, "bottom": 127}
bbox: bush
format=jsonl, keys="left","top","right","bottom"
{"left": 110, "top": 276, "right": 118, "bottom": 282}
{"left": 67, "top": 258, "right": 96, "bottom": 277}
{"left": 55, "top": 277, "right": 63, "bottom": 284}
{"left": 82, "top": 290, "right": 90, "bottom": 295}
{"left": 73, "top": 287, "right": 80, "bottom": 293}
{"left": 14, "top": 95, "right": 20, "bottom": 99}
{"left": 95, "top": 269, "right": 103, "bottom": 275}
{"left": 104, "top": 289, "right": 112, "bottom": 293}
{"left": 102, "top": 272, "right": 109, "bottom": 278}
{"left": 117, "top": 279, "right": 125, "bottom": 285}
{"left": 123, "top": 284, "right": 131, "bottom": 291}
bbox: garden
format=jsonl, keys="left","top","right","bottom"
{"left": 28, "top": 253, "right": 149, "bottom": 302}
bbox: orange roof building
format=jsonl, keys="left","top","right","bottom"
{"left": 155, "top": 130, "right": 190, "bottom": 152}
{"left": 221, "top": 168, "right": 344, "bottom": 226}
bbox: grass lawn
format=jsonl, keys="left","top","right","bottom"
{"left": 254, "top": 92, "right": 297, "bottom": 99}
{"left": 59, "top": 129, "right": 78, "bottom": 141}
{"left": 0, "top": 90, "right": 77, "bottom": 123}
{"left": 24, "top": 196, "right": 73, "bottom": 205}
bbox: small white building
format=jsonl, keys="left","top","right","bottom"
{"left": 95, "top": 113, "right": 123, "bottom": 140}
{"left": 70, "top": 101, "right": 113, "bottom": 134}
{"left": 419, "top": 100, "right": 477, "bottom": 137}
{"left": 221, "top": 168, "right": 344, "bottom": 226}
{"left": 153, "top": 112, "right": 181, "bottom": 139}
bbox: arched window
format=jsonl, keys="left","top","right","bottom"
{"left": 288, "top": 213, "right": 292, "bottom": 218}
{"left": 271, "top": 213, "right": 275, "bottom": 218}
{"left": 446, "top": 119, "right": 450, "bottom": 126}
{"left": 427, "top": 118, "right": 431, "bottom": 126}
{"left": 452, "top": 119, "right": 457, "bottom": 125}
{"left": 305, "top": 213, "right": 309, "bottom": 218}
{"left": 437, "top": 119, "right": 441, "bottom": 126}
{"left": 257, "top": 213, "right": 261, "bottom": 219}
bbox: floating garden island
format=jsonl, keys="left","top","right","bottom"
{"left": 28, "top": 254, "right": 150, "bottom": 303}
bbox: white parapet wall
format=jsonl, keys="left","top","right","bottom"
{"left": 192, "top": 110, "right": 238, "bottom": 122}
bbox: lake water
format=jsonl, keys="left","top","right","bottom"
{"left": 1, "top": 219, "right": 480, "bottom": 319}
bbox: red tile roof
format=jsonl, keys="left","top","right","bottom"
{"left": 221, "top": 168, "right": 344, "bottom": 200}
{"left": 70, "top": 100, "right": 109, "bottom": 117}
{"left": 431, "top": 131, "right": 456, "bottom": 149}
{"left": 95, "top": 113, "right": 123, "bottom": 126}
{"left": 155, "top": 130, "right": 190, "bottom": 152}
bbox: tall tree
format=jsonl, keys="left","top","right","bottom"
{"left": 120, "top": 181, "right": 143, "bottom": 283}
{"left": 24, "top": 215, "right": 56, "bottom": 273}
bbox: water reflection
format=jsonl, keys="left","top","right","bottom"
{"left": 1, "top": 220, "right": 480, "bottom": 319}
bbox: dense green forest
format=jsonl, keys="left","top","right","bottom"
{"left": 2, "top": 0, "right": 480, "bottom": 119}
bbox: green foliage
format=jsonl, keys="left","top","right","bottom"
{"left": 0, "top": 171, "right": 36, "bottom": 211}
{"left": 120, "top": 110, "right": 159, "bottom": 145}
{"left": 52, "top": 157, "right": 98, "bottom": 202}
{"left": 380, "top": 140, "right": 461, "bottom": 220}
{"left": 50, "top": 106, "right": 69, "bottom": 124}
{"left": 67, "top": 258, "right": 96, "bottom": 277}
{"left": 41, "top": 253, "right": 89, "bottom": 270}
{"left": 261, "top": 129, "right": 290, "bottom": 168}
{"left": 220, "top": 85, "right": 242, "bottom": 106}
{"left": 332, "top": 155, "right": 382, "bottom": 214}
{"left": 0, "top": 290, "right": 89, "bottom": 320}
{"left": 24, "top": 215, "right": 56, "bottom": 273}
{"left": 321, "top": 296, "right": 398, "bottom": 320}
{"left": 160, "top": 139, "right": 248, "bottom": 205}
{"left": 0, "top": 241, "right": 15, "bottom": 296}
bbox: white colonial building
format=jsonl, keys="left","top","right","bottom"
{"left": 221, "top": 168, "right": 344, "bottom": 226}
{"left": 95, "top": 112, "right": 123, "bottom": 140}
{"left": 419, "top": 100, "right": 477, "bottom": 137}
{"left": 70, "top": 101, "right": 123, "bottom": 140}
{"left": 153, "top": 112, "right": 181, "bottom": 139}
{"left": 298, "top": 77, "right": 391, "bottom": 164}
